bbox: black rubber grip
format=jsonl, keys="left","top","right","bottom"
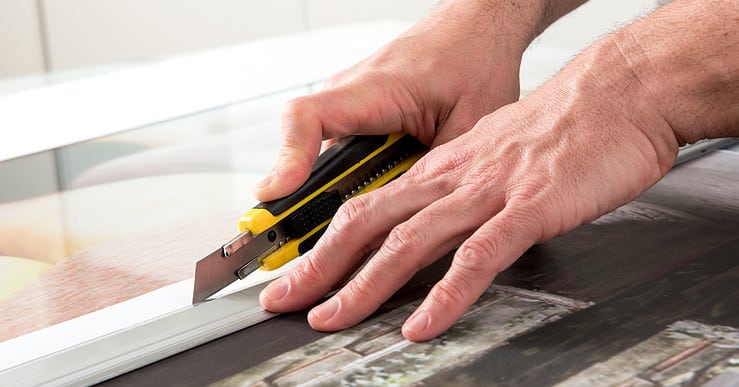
{"left": 256, "top": 135, "right": 389, "bottom": 216}
{"left": 297, "top": 223, "right": 330, "bottom": 255}
{"left": 283, "top": 190, "right": 342, "bottom": 238}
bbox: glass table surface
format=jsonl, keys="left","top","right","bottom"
{"left": 0, "top": 87, "right": 306, "bottom": 342}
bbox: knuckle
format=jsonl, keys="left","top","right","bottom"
{"left": 506, "top": 176, "right": 551, "bottom": 203}
{"left": 281, "top": 96, "right": 315, "bottom": 124}
{"left": 403, "top": 151, "right": 469, "bottom": 194}
{"left": 456, "top": 237, "right": 499, "bottom": 276}
{"left": 383, "top": 223, "right": 421, "bottom": 256}
{"left": 418, "top": 147, "right": 468, "bottom": 177}
{"left": 429, "top": 280, "right": 469, "bottom": 309}
{"left": 455, "top": 177, "right": 489, "bottom": 201}
{"left": 340, "top": 273, "right": 380, "bottom": 304}
{"left": 332, "top": 195, "right": 374, "bottom": 231}
{"left": 293, "top": 255, "right": 329, "bottom": 286}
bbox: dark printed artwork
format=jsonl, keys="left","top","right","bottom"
{"left": 213, "top": 286, "right": 590, "bottom": 386}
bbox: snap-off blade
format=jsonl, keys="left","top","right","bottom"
{"left": 192, "top": 229, "right": 274, "bottom": 304}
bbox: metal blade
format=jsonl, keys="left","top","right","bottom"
{"left": 192, "top": 228, "right": 281, "bottom": 304}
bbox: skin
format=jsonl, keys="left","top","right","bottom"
{"left": 256, "top": 0, "right": 739, "bottom": 342}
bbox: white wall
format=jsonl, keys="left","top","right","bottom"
{"left": 0, "top": 0, "right": 46, "bottom": 78}
{"left": 0, "top": 0, "right": 661, "bottom": 80}
{"left": 40, "top": 0, "right": 305, "bottom": 70}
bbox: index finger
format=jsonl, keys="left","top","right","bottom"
{"left": 253, "top": 80, "right": 412, "bottom": 202}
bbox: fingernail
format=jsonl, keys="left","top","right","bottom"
{"left": 404, "top": 311, "right": 430, "bottom": 335}
{"left": 311, "top": 298, "right": 339, "bottom": 322}
{"left": 261, "top": 277, "right": 289, "bottom": 302}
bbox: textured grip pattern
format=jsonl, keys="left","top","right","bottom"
{"left": 283, "top": 190, "right": 342, "bottom": 238}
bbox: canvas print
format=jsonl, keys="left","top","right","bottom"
{"left": 560, "top": 320, "right": 739, "bottom": 386}
{"left": 209, "top": 291, "right": 739, "bottom": 386}
{"left": 212, "top": 285, "right": 592, "bottom": 386}
{"left": 96, "top": 143, "right": 739, "bottom": 386}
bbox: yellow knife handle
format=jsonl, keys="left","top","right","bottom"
{"left": 239, "top": 133, "right": 427, "bottom": 271}
{"left": 258, "top": 151, "right": 424, "bottom": 270}
{"left": 239, "top": 133, "right": 422, "bottom": 233}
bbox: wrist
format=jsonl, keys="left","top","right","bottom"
{"left": 528, "top": 31, "right": 681, "bottom": 174}
{"left": 427, "top": 0, "right": 588, "bottom": 60}
{"left": 610, "top": 0, "right": 739, "bottom": 143}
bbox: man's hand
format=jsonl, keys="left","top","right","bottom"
{"left": 253, "top": 0, "right": 588, "bottom": 201}
{"left": 258, "top": 0, "right": 738, "bottom": 341}
{"left": 259, "top": 32, "right": 678, "bottom": 341}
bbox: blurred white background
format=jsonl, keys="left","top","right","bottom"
{"left": 1, "top": 0, "right": 662, "bottom": 80}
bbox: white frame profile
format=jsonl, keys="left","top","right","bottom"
{"left": 0, "top": 277, "right": 278, "bottom": 386}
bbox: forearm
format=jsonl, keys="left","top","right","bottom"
{"left": 410, "top": 0, "right": 589, "bottom": 60}
{"left": 611, "top": 0, "right": 739, "bottom": 143}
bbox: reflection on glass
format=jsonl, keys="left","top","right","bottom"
{"left": 0, "top": 88, "right": 302, "bottom": 342}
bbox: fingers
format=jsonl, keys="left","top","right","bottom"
{"left": 260, "top": 173, "right": 445, "bottom": 312}
{"left": 254, "top": 82, "right": 409, "bottom": 202}
{"left": 401, "top": 202, "right": 543, "bottom": 342}
{"left": 305, "top": 186, "right": 500, "bottom": 332}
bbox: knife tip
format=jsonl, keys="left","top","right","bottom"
{"left": 191, "top": 295, "right": 206, "bottom": 305}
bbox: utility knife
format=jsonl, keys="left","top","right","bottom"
{"left": 192, "top": 133, "right": 427, "bottom": 304}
